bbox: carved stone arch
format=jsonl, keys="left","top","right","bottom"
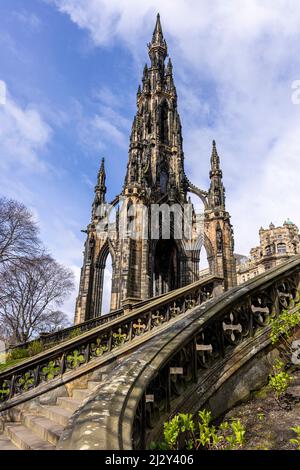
{"left": 158, "top": 98, "right": 169, "bottom": 144}
{"left": 150, "top": 227, "right": 186, "bottom": 296}
{"left": 91, "top": 240, "right": 115, "bottom": 318}
{"left": 187, "top": 185, "right": 208, "bottom": 210}
{"left": 193, "top": 233, "right": 215, "bottom": 277}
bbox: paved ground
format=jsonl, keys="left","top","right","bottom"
{"left": 222, "top": 369, "right": 300, "bottom": 450}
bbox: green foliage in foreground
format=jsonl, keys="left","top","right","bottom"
{"left": 268, "top": 359, "right": 292, "bottom": 401}
{"left": 150, "top": 409, "right": 245, "bottom": 450}
{"left": 290, "top": 426, "right": 300, "bottom": 450}
{"left": 270, "top": 306, "right": 300, "bottom": 345}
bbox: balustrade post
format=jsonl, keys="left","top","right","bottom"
{"left": 9, "top": 375, "right": 16, "bottom": 399}
{"left": 192, "top": 337, "right": 197, "bottom": 383}
{"left": 248, "top": 298, "right": 254, "bottom": 338}
{"left": 128, "top": 322, "right": 133, "bottom": 342}
{"left": 60, "top": 353, "right": 66, "bottom": 375}
{"left": 108, "top": 330, "right": 113, "bottom": 352}
{"left": 166, "top": 368, "right": 171, "bottom": 413}
{"left": 140, "top": 392, "right": 146, "bottom": 450}
{"left": 34, "top": 365, "right": 40, "bottom": 387}
{"left": 85, "top": 344, "right": 90, "bottom": 362}
{"left": 147, "top": 311, "right": 152, "bottom": 331}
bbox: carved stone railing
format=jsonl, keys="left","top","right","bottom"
{"left": 10, "top": 275, "right": 213, "bottom": 353}
{"left": 0, "top": 274, "right": 222, "bottom": 410}
{"left": 9, "top": 286, "right": 185, "bottom": 352}
{"left": 57, "top": 255, "right": 300, "bottom": 450}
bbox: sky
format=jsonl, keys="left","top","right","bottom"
{"left": 1, "top": 0, "right": 300, "bottom": 319}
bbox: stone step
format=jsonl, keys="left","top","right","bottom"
{"left": 56, "top": 397, "right": 81, "bottom": 413}
{"left": 87, "top": 381, "right": 101, "bottom": 391}
{"left": 40, "top": 405, "right": 73, "bottom": 427}
{"left": 5, "top": 423, "right": 55, "bottom": 450}
{"left": 72, "top": 388, "right": 91, "bottom": 401}
{"left": 0, "top": 434, "right": 20, "bottom": 450}
{"left": 23, "top": 414, "right": 64, "bottom": 446}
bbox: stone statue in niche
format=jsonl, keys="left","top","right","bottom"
{"left": 87, "top": 235, "right": 95, "bottom": 261}
{"left": 216, "top": 228, "right": 223, "bottom": 253}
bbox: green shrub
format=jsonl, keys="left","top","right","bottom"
{"left": 268, "top": 359, "right": 292, "bottom": 401}
{"left": 27, "top": 340, "right": 43, "bottom": 357}
{"left": 68, "top": 328, "right": 82, "bottom": 340}
{"left": 8, "top": 347, "right": 29, "bottom": 361}
{"left": 151, "top": 409, "right": 246, "bottom": 450}
{"left": 290, "top": 426, "right": 300, "bottom": 450}
{"left": 270, "top": 306, "right": 300, "bottom": 345}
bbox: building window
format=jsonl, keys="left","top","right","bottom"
{"left": 277, "top": 243, "right": 287, "bottom": 254}
{"left": 265, "top": 245, "right": 272, "bottom": 256}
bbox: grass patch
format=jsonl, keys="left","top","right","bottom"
{"left": 0, "top": 358, "right": 24, "bottom": 373}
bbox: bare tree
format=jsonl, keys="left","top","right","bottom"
{"left": 0, "top": 254, "right": 74, "bottom": 344}
{"left": 0, "top": 197, "right": 41, "bottom": 266}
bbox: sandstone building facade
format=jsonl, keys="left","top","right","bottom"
{"left": 75, "top": 15, "right": 237, "bottom": 324}
{"left": 237, "top": 220, "right": 300, "bottom": 284}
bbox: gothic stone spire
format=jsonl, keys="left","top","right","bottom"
{"left": 92, "top": 157, "right": 106, "bottom": 219}
{"left": 208, "top": 140, "right": 225, "bottom": 209}
{"left": 148, "top": 13, "right": 168, "bottom": 68}
{"left": 124, "top": 14, "right": 185, "bottom": 202}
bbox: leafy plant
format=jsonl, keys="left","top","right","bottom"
{"left": 68, "top": 328, "right": 82, "bottom": 340}
{"left": 27, "top": 340, "right": 43, "bottom": 357}
{"left": 154, "top": 409, "right": 246, "bottom": 450}
{"left": 270, "top": 306, "right": 300, "bottom": 346}
{"left": 8, "top": 347, "right": 29, "bottom": 361}
{"left": 257, "top": 412, "right": 265, "bottom": 422}
{"left": 290, "top": 426, "right": 300, "bottom": 450}
{"left": 0, "top": 383, "right": 10, "bottom": 400}
{"left": 17, "top": 372, "right": 34, "bottom": 391}
{"left": 226, "top": 419, "right": 246, "bottom": 449}
{"left": 268, "top": 359, "right": 292, "bottom": 402}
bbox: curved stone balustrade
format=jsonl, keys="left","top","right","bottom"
{"left": 57, "top": 255, "right": 300, "bottom": 450}
{"left": 10, "top": 282, "right": 190, "bottom": 353}
{"left": 0, "top": 275, "right": 222, "bottom": 411}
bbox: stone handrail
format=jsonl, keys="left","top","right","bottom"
{"left": 9, "top": 283, "right": 190, "bottom": 352}
{"left": 57, "top": 255, "right": 300, "bottom": 450}
{"left": 0, "top": 274, "right": 222, "bottom": 410}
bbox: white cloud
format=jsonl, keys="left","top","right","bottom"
{"left": 12, "top": 10, "right": 42, "bottom": 32}
{"left": 48, "top": 0, "right": 300, "bottom": 258}
{"left": 0, "top": 83, "right": 52, "bottom": 172}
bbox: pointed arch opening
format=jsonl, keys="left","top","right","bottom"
{"left": 153, "top": 238, "right": 180, "bottom": 296}
{"left": 101, "top": 252, "right": 112, "bottom": 315}
{"left": 91, "top": 242, "right": 115, "bottom": 318}
{"left": 159, "top": 99, "right": 169, "bottom": 144}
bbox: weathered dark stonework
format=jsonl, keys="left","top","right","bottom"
{"left": 75, "top": 15, "right": 236, "bottom": 324}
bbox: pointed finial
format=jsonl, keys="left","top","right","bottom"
{"left": 148, "top": 13, "right": 167, "bottom": 62}
{"left": 152, "top": 13, "right": 163, "bottom": 42}
{"left": 97, "top": 157, "right": 106, "bottom": 190}
{"left": 142, "top": 63, "right": 148, "bottom": 80}
{"left": 210, "top": 140, "right": 222, "bottom": 177}
{"left": 211, "top": 140, "right": 219, "bottom": 162}
{"left": 166, "top": 57, "right": 173, "bottom": 74}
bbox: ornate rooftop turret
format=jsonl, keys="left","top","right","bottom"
{"left": 92, "top": 157, "right": 106, "bottom": 219}
{"left": 208, "top": 140, "right": 225, "bottom": 209}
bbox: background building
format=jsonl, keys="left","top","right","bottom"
{"left": 236, "top": 220, "right": 300, "bottom": 284}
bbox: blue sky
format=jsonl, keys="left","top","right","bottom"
{"left": 1, "top": 0, "right": 300, "bottom": 318}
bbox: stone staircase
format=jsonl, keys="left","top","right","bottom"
{"left": 0, "top": 379, "right": 103, "bottom": 450}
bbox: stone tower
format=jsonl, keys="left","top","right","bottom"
{"left": 74, "top": 14, "right": 236, "bottom": 324}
